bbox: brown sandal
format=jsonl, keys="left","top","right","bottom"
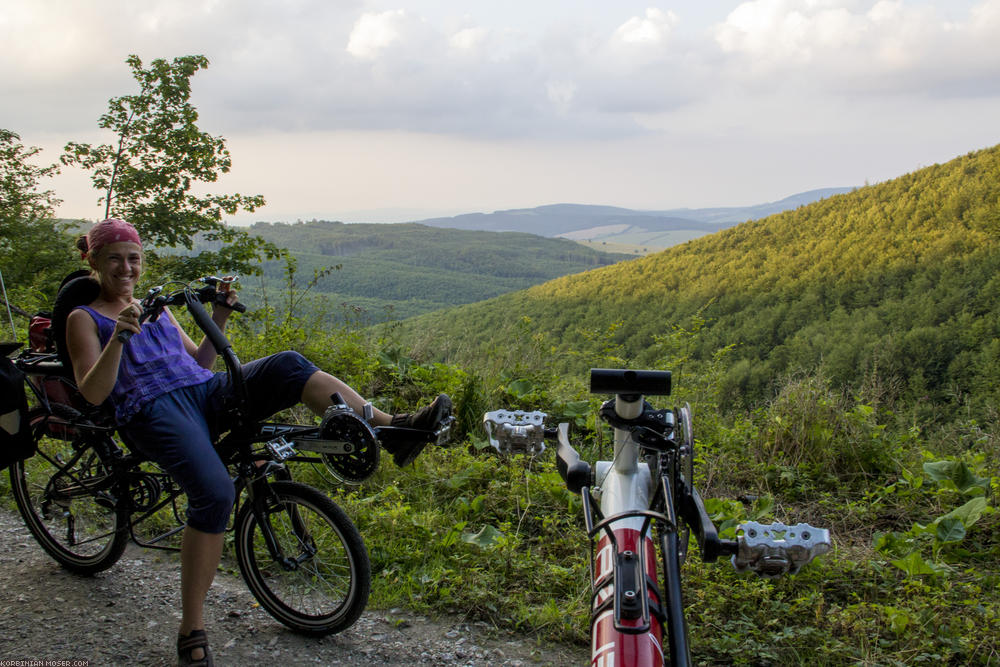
{"left": 177, "top": 629, "right": 214, "bottom": 667}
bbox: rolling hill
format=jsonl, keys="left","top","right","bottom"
{"left": 242, "top": 221, "right": 632, "bottom": 322}
{"left": 394, "top": 146, "right": 1000, "bottom": 419}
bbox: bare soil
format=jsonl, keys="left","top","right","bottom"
{"left": 0, "top": 508, "right": 588, "bottom": 666}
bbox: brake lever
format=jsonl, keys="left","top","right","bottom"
{"left": 200, "top": 275, "right": 240, "bottom": 289}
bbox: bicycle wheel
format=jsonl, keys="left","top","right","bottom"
{"left": 676, "top": 404, "right": 695, "bottom": 565}
{"left": 234, "top": 480, "right": 370, "bottom": 635}
{"left": 9, "top": 407, "right": 128, "bottom": 575}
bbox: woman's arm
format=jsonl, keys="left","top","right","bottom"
{"left": 166, "top": 290, "right": 238, "bottom": 370}
{"left": 66, "top": 305, "right": 140, "bottom": 406}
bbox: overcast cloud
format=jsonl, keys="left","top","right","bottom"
{"left": 2, "top": 0, "right": 999, "bottom": 222}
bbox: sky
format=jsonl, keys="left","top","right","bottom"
{"left": 3, "top": 0, "right": 999, "bottom": 224}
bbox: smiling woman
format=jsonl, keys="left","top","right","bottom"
{"left": 59, "top": 217, "right": 453, "bottom": 666}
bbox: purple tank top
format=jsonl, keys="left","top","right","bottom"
{"left": 75, "top": 305, "right": 214, "bottom": 424}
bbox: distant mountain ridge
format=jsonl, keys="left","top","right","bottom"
{"left": 413, "top": 188, "right": 854, "bottom": 248}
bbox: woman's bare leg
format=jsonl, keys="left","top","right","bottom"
{"left": 300, "top": 370, "right": 392, "bottom": 425}
{"left": 178, "top": 526, "right": 225, "bottom": 660}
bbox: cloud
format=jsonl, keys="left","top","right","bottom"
{"left": 3, "top": 0, "right": 1000, "bottom": 146}
{"left": 449, "top": 26, "right": 488, "bottom": 52}
{"left": 346, "top": 10, "right": 409, "bottom": 59}
{"left": 712, "top": 0, "right": 1000, "bottom": 96}
{"left": 612, "top": 7, "right": 679, "bottom": 45}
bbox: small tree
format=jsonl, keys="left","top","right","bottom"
{"left": 62, "top": 54, "right": 280, "bottom": 277}
{"left": 0, "top": 129, "right": 80, "bottom": 313}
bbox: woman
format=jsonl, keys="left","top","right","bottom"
{"left": 65, "top": 218, "right": 451, "bottom": 666}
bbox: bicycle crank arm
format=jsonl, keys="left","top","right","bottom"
{"left": 292, "top": 438, "right": 363, "bottom": 455}
{"left": 732, "top": 521, "right": 831, "bottom": 578}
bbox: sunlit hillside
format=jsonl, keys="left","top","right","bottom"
{"left": 397, "top": 144, "right": 1000, "bottom": 420}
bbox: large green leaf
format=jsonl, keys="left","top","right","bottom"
{"left": 923, "top": 460, "right": 990, "bottom": 495}
{"left": 891, "top": 551, "right": 937, "bottom": 576}
{"left": 506, "top": 379, "right": 536, "bottom": 398}
{"left": 462, "top": 524, "right": 504, "bottom": 549}
{"left": 938, "top": 497, "right": 990, "bottom": 528}
{"left": 935, "top": 517, "right": 966, "bottom": 543}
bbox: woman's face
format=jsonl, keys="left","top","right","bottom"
{"left": 92, "top": 241, "right": 143, "bottom": 299}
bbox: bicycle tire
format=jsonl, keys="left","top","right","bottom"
{"left": 9, "top": 407, "right": 129, "bottom": 575}
{"left": 234, "top": 480, "right": 370, "bottom": 635}
{"left": 676, "top": 404, "right": 695, "bottom": 566}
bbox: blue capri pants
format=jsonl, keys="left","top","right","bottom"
{"left": 120, "top": 351, "right": 319, "bottom": 533}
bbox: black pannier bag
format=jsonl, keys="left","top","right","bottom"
{"left": 1, "top": 354, "right": 35, "bottom": 469}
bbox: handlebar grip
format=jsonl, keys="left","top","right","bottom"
{"left": 117, "top": 309, "right": 153, "bottom": 344}
{"left": 213, "top": 292, "right": 246, "bottom": 313}
{"left": 590, "top": 368, "right": 671, "bottom": 396}
{"left": 555, "top": 423, "right": 592, "bottom": 494}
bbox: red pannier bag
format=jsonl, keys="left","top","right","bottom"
{"left": 28, "top": 312, "right": 78, "bottom": 425}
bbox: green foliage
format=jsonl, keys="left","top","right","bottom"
{"left": 60, "top": 55, "right": 278, "bottom": 277}
{"left": 873, "top": 456, "right": 997, "bottom": 578}
{"left": 395, "top": 145, "right": 1000, "bottom": 437}
{"left": 235, "top": 220, "right": 631, "bottom": 324}
{"left": 0, "top": 130, "right": 81, "bottom": 316}
{"left": 0, "top": 129, "right": 59, "bottom": 222}
{"left": 328, "top": 449, "right": 590, "bottom": 641}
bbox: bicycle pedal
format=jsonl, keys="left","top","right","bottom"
{"left": 732, "top": 521, "right": 831, "bottom": 579}
{"left": 483, "top": 410, "right": 547, "bottom": 456}
{"left": 433, "top": 415, "right": 455, "bottom": 446}
{"left": 265, "top": 435, "right": 298, "bottom": 461}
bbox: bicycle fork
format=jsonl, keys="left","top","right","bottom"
{"left": 243, "top": 466, "right": 315, "bottom": 571}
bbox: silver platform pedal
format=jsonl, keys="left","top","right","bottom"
{"left": 732, "top": 521, "right": 831, "bottom": 579}
{"left": 483, "top": 410, "right": 547, "bottom": 456}
{"left": 265, "top": 435, "right": 298, "bottom": 462}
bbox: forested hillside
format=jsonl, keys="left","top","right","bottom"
{"left": 244, "top": 221, "right": 631, "bottom": 322}
{"left": 397, "top": 145, "right": 1000, "bottom": 423}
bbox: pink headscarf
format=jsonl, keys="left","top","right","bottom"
{"left": 80, "top": 218, "right": 142, "bottom": 259}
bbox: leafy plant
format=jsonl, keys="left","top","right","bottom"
{"left": 874, "top": 459, "right": 996, "bottom": 577}
{"left": 0, "top": 130, "right": 80, "bottom": 314}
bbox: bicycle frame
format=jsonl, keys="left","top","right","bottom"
{"left": 484, "top": 368, "right": 831, "bottom": 667}
{"left": 585, "top": 370, "right": 693, "bottom": 667}
{"left": 8, "top": 275, "right": 379, "bottom": 635}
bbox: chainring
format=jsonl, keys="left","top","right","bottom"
{"left": 319, "top": 410, "right": 381, "bottom": 484}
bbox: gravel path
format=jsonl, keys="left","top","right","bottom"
{"left": 0, "top": 508, "right": 587, "bottom": 666}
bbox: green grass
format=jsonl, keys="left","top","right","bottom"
{"left": 4, "top": 310, "right": 997, "bottom": 665}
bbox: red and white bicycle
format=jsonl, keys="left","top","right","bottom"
{"left": 484, "top": 368, "right": 830, "bottom": 667}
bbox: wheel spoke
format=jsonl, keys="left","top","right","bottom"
{"left": 11, "top": 410, "right": 128, "bottom": 574}
{"left": 235, "top": 481, "right": 369, "bottom": 635}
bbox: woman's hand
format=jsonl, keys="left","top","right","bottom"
{"left": 114, "top": 301, "right": 143, "bottom": 340}
{"left": 211, "top": 276, "right": 238, "bottom": 325}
